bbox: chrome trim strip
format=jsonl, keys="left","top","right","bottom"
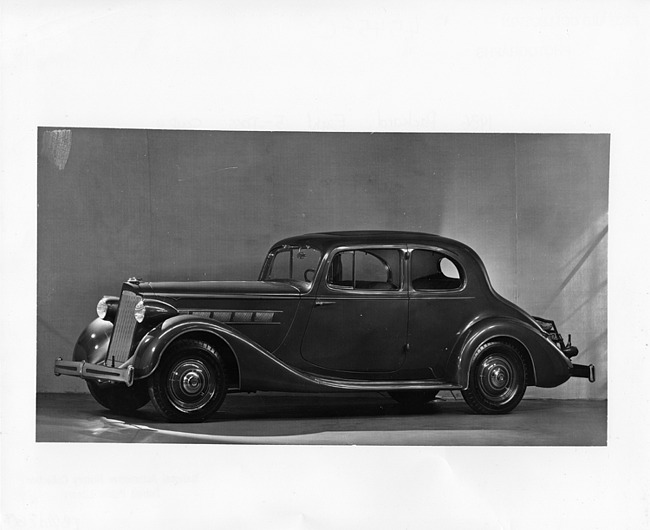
{"left": 155, "top": 293, "right": 300, "bottom": 300}
{"left": 179, "top": 309, "right": 284, "bottom": 314}
{"left": 221, "top": 322, "right": 281, "bottom": 325}
{"left": 177, "top": 309, "right": 283, "bottom": 324}
{"left": 308, "top": 377, "right": 462, "bottom": 391}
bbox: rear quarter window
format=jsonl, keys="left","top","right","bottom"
{"left": 411, "top": 249, "right": 463, "bottom": 290}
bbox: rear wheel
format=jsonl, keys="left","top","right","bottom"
{"left": 461, "top": 341, "right": 527, "bottom": 414}
{"left": 388, "top": 390, "right": 439, "bottom": 408}
{"left": 148, "top": 339, "right": 227, "bottom": 422}
{"left": 87, "top": 379, "right": 150, "bottom": 415}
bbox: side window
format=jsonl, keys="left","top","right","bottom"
{"left": 328, "top": 249, "right": 401, "bottom": 291}
{"left": 411, "top": 249, "right": 463, "bottom": 290}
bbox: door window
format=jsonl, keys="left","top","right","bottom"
{"left": 328, "top": 249, "right": 401, "bottom": 291}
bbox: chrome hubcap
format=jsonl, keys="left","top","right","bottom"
{"left": 167, "top": 359, "right": 215, "bottom": 412}
{"left": 182, "top": 371, "right": 203, "bottom": 394}
{"left": 477, "top": 354, "right": 518, "bottom": 404}
{"left": 490, "top": 367, "right": 507, "bottom": 389}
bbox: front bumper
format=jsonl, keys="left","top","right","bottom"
{"left": 54, "top": 358, "right": 135, "bottom": 386}
{"left": 569, "top": 362, "right": 596, "bottom": 383}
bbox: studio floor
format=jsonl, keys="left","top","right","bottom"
{"left": 36, "top": 392, "right": 607, "bottom": 445}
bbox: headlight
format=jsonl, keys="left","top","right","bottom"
{"left": 96, "top": 296, "right": 119, "bottom": 320}
{"left": 97, "top": 296, "right": 119, "bottom": 321}
{"left": 96, "top": 297, "right": 109, "bottom": 319}
{"left": 134, "top": 300, "right": 146, "bottom": 323}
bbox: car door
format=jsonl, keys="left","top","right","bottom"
{"left": 300, "top": 246, "right": 408, "bottom": 373}
{"left": 406, "top": 246, "right": 476, "bottom": 378}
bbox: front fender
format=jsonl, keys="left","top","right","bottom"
{"left": 447, "top": 317, "right": 573, "bottom": 389}
{"left": 72, "top": 318, "right": 113, "bottom": 364}
{"left": 130, "top": 315, "right": 327, "bottom": 392}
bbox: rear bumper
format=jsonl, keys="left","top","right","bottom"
{"left": 569, "top": 363, "right": 596, "bottom": 383}
{"left": 54, "top": 358, "right": 134, "bottom": 386}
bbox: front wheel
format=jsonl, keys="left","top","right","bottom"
{"left": 148, "top": 339, "right": 227, "bottom": 422}
{"left": 461, "top": 341, "right": 527, "bottom": 414}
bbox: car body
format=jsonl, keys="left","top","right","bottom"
{"left": 55, "top": 231, "right": 595, "bottom": 421}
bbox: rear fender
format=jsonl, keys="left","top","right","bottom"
{"left": 448, "top": 317, "right": 572, "bottom": 389}
{"left": 131, "top": 315, "right": 324, "bottom": 392}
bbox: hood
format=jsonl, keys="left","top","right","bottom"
{"left": 137, "top": 280, "right": 301, "bottom": 298}
{"left": 127, "top": 279, "right": 302, "bottom": 353}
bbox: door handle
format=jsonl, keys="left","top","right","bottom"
{"left": 315, "top": 300, "right": 336, "bottom": 306}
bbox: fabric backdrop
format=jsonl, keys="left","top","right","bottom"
{"left": 37, "top": 129, "right": 608, "bottom": 398}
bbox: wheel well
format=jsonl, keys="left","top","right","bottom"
{"left": 488, "top": 336, "right": 536, "bottom": 386}
{"left": 174, "top": 331, "right": 241, "bottom": 390}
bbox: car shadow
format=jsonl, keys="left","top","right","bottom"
{"left": 36, "top": 393, "right": 606, "bottom": 445}
{"left": 128, "top": 392, "right": 473, "bottom": 426}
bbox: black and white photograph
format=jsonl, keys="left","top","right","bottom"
{"left": 2, "top": 2, "right": 649, "bottom": 529}
{"left": 37, "top": 129, "right": 608, "bottom": 445}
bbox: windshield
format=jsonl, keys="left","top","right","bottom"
{"left": 260, "top": 245, "right": 322, "bottom": 288}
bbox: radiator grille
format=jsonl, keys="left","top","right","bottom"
{"left": 107, "top": 290, "right": 141, "bottom": 364}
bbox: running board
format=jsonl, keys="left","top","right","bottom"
{"left": 308, "top": 376, "right": 462, "bottom": 392}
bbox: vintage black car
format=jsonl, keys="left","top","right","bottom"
{"left": 54, "top": 231, "right": 595, "bottom": 422}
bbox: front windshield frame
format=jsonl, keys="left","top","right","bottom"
{"left": 259, "top": 244, "right": 323, "bottom": 290}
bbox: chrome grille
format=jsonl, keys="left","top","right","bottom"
{"left": 107, "top": 290, "right": 141, "bottom": 364}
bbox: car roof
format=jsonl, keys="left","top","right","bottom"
{"left": 273, "top": 231, "right": 475, "bottom": 255}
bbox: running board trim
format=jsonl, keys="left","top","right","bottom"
{"left": 307, "top": 377, "right": 462, "bottom": 391}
